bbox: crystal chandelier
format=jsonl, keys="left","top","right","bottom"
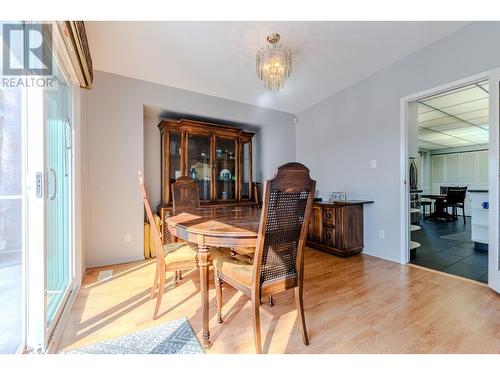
{"left": 256, "top": 33, "right": 292, "bottom": 92}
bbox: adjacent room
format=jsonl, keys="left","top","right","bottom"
{"left": 408, "top": 81, "right": 490, "bottom": 283}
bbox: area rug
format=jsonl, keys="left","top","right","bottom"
{"left": 440, "top": 231, "right": 473, "bottom": 243}
{"left": 63, "top": 317, "right": 204, "bottom": 354}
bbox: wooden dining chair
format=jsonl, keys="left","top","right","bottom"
{"left": 213, "top": 162, "right": 316, "bottom": 353}
{"left": 139, "top": 172, "right": 229, "bottom": 319}
{"left": 172, "top": 176, "right": 200, "bottom": 213}
{"left": 170, "top": 176, "right": 201, "bottom": 283}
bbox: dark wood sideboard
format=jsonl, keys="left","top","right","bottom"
{"left": 307, "top": 200, "right": 373, "bottom": 257}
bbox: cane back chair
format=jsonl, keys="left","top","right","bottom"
{"left": 171, "top": 176, "right": 200, "bottom": 213}
{"left": 139, "top": 173, "right": 228, "bottom": 319}
{"left": 170, "top": 176, "right": 201, "bottom": 283}
{"left": 213, "top": 162, "right": 316, "bottom": 353}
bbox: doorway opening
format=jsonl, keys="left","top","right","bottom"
{"left": 407, "top": 80, "right": 489, "bottom": 283}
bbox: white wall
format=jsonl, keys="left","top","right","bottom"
{"left": 296, "top": 22, "right": 500, "bottom": 263}
{"left": 83, "top": 70, "right": 295, "bottom": 267}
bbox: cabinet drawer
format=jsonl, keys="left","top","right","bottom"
{"left": 323, "top": 208, "right": 335, "bottom": 225}
{"left": 323, "top": 227, "right": 335, "bottom": 246}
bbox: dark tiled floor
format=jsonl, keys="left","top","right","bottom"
{"left": 410, "top": 218, "right": 488, "bottom": 283}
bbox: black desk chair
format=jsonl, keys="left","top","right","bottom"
{"left": 445, "top": 187, "right": 468, "bottom": 223}
{"left": 421, "top": 200, "right": 433, "bottom": 219}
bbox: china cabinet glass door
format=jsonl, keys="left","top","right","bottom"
{"left": 215, "top": 138, "right": 236, "bottom": 201}
{"left": 187, "top": 134, "right": 212, "bottom": 201}
{"left": 240, "top": 141, "right": 252, "bottom": 200}
{"left": 169, "top": 132, "right": 182, "bottom": 195}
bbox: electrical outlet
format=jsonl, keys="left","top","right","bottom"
{"left": 378, "top": 230, "right": 385, "bottom": 240}
{"left": 124, "top": 232, "right": 132, "bottom": 243}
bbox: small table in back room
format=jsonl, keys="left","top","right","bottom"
{"left": 420, "top": 194, "right": 451, "bottom": 220}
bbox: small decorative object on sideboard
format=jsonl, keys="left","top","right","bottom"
{"left": 329, "top": 192, "right": 347, "bottom": 202}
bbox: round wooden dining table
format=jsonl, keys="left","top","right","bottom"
{"left": 165, "top": 205, "right": 261, "bottom": 347}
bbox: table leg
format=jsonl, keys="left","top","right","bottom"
{"left": 198, "top": 244, "right": 212, "bottom": 348}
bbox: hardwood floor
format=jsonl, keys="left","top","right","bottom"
{"left": 58, "top": 248, "right": 500, "bottom": 354}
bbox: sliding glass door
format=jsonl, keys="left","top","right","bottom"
{"left": 44, "top": 62, "right": 73, "bottom": 325}
{"left": 1, "top": 21, "right": 76, "bottom": 353}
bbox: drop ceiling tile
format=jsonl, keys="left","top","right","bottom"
{"left": 422, "top": 86, "right": 486, "bottom": 109}
{"left": 444, "top": 139, "right": 475, "bottom": 147}
{"left": 441, "top": 98, "right": 488, "bottom": 116}
{"left": 419, "top": 142, "right": 444, "bottom": 150}
{"left": 457, "top": 108, "right": 489, "bottom": 121}
{"left": 428, "top": 123, "right": 469, "bottom": 132}
{"left": 417, "top": 80, "right": 489, "bottom": 149}
{"left": 419, "top": 134, "right": 457, "bottom": 143}
{"left": 443, "top": 131, "right": 485, "bottom": 141}
{"left": 418, "top": 114, "right": 458, "bottom": 126}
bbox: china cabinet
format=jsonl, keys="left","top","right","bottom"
{"left": 157, "top": 118, "right": 255, "bottom": 242}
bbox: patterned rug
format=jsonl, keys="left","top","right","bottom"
{"left": 63, "top": 317, "right": 204, "bottom": 354}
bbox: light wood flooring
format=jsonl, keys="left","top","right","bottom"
{"left": 58, "top": 248, "right": 500, "bottom": 353}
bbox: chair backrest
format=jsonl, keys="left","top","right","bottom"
{"left": 446, "top": 186, "right": 467, "bottom": 204}
{"left": 139, "top": 172, "right": 164, "bottom": 265}
{"left": 252, "top": 163, "right": 316, "bottom": 295}
{"left": 171, "top": 176, "right": 200, "bottom": 213}
{"left": 440, "top": 186, "right": 449, "bottom": 195}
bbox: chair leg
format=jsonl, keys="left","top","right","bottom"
{"left": 178, "top": 270, "right": 183, "bottom": 281}
{"left": 150, "top": 261, "right": 159, "bottom": 299}
{"left": 252, "top": 296, "right": 262, "bottom": 354}
{"left": 463, "top": 207, "right": 466, "bottom": 224}
{"left": 267, "top": 294, "right": 274, "bottom": 307}
{"left": 215, "top": 272, "right": 223, "bottom": 324}
{"left": 153, "top": 266, "right": 166, "bottom": 320}
{"left": 295, "top": 286, "right": 309, "bottom": 346}
{"left": 173, "top": 270, "right": 178, "bottom": 286}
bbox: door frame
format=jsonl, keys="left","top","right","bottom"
{"left": 399, "top": 69, "right": 500, "bottom": 289}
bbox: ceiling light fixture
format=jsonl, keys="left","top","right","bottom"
{"left": 256, "top": 33, "right": 292, "bottom": 92}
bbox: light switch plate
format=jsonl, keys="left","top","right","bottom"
{"left": 371, "top": 159, "right": 377, "bottom": 168}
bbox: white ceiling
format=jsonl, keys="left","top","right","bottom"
{"left": 417, "top": 81, "right": 489, "bottom": 150}
{"left": 86, "top": 21, "right": 468, "bottom": 114}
